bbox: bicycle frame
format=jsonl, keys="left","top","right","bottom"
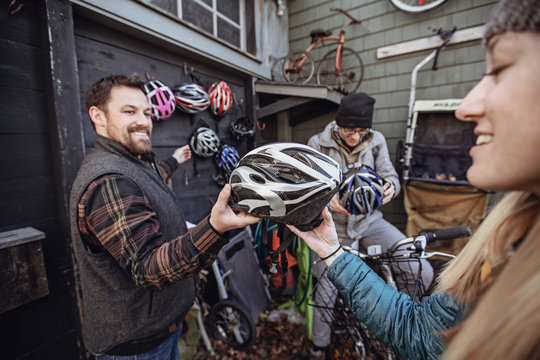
{"left": 286, "top": 8, "right": 360, "bottom": 76}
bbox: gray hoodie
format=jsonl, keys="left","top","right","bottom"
{"left": 307, "top": 121, "right": 400, "bottom": 242}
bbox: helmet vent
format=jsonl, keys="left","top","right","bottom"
{"left": 250, "top": 174, "right": 266, "bottom": 184}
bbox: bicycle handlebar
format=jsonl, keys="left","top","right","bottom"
{"left": 344, "top": 225, "right": 471, "bottom": 261}
{"left": 419, "top": 226, "right": 471, "bottom": 243}
{"left": 330, "top": 8, "right": 362, "bottom": 24}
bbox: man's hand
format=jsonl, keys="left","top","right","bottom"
{"left": 209, "top": 184, "right": 261, "bottom": 233}
{"left": 382, "top": 180, "right": 396, "bottom": 205}
{"left": 172, "top": 145, "right": 192, "bottom": 165}
{"left": 329, "top": 193, "right": 351, "bottom": 216}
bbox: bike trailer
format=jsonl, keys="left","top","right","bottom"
{"left": 396, "top": 99, "right": 488, "bottom": 254}
{"left": 216, "top": 228, "right": 270, "bottom": 325}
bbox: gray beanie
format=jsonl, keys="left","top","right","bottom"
{"left": 335, "top": 93, "right": 375, "bottom": 128}
{"left": 484, "top": 0, "right": 540, "bottom": 44}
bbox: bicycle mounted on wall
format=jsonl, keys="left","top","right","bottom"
{"left": 271, "top": 8, "right": 364, "bottom": 94}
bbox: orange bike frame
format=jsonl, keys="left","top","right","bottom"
{"left": 288, "top": 29, "right": 346, "bottom": 75}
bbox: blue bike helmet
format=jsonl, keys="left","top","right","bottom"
{"left": 215, "top": 144, "right": 240, "bottom": 175}
{"left": 339, "top": 167, "right": 384, "bottom": 215}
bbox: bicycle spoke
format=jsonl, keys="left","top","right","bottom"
{"left": 317, "top": 47, "right": 363, "bottom": 93}
{"left": 283, "top": 51, "right": 315, "bottom": 84}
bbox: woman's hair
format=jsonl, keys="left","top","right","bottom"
{"left": 437, "top": 192, "right": 540, "bottom": 359}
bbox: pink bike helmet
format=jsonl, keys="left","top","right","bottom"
{"left": 208, "top": 81, "right": 232, "bottom": 116}
{"left": 144, "top": 80, "right": 176, "bottom": 121}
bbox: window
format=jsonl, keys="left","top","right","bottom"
{"left": 145, "top": 0, "right": 256, "bottom": 55}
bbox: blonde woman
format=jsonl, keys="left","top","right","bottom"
{"left": 288, "top": 0, "right": 540, "bottom": 358}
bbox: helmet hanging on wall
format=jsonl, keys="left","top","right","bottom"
{"left": 229, "top": 143, "right": 341, "bottom": 230}
{"left": 229, "top": 115, "right": 255, "bottom": 140}
{"left": 143, "top": 80, "right": 176, "bottom": 121}
{"left": 208, "top": 81, "right": 232, "bottom": 116}
{"left": 174, "top": 83, "right": 210, "bottom": 114}
{"left": 339, "top": 167, "right": 384, "bottom": 215}
{"left": 215, "top": 144, "right": 240, "bottom": 175}
{"left": 189, "top": 127, "right": 220, "bottom": 158}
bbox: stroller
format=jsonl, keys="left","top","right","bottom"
{"left": 395, "top": 99, "right": 488, "bottom": 254}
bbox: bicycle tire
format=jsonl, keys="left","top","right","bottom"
{"left": 283, "top": 51, "right": 315, "bottom": 84}
{"left": 317, "top": 47, "right": 363, "bottom": 94}
{"left": 389, "top": 0, "right": 450, "bottom": 14}
{"left": 208, "top": 299, "right": 255, "bottom": 350}
{"left": 271, "top": 56, "right": 288, "bottom": 82}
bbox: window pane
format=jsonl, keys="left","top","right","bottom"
{"left": 199, "top": 0, "right": 212, "bottom": 6}
{"left": 217, "top": 18, "right": 240, "bottom": 48}
{"left": 149, "top": 0, "right": 177, "bottom": 15}
{"left": 182, "top": 0, "right": 213, "bottom": 34}
{"left": 245, "top": 0, "right": 255, "bottom": 55}
{"left": 217, "top": 0, "right": 239, "bottom": 23}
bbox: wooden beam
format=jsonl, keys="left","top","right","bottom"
{"left": 257, "top": 97, "right": 313, "bottom": 119}
{"left": 377, "top": 25, "right": 485, "bottom": 59}
{"left": 255, "top": 82, "right": 344, "bottom": 104}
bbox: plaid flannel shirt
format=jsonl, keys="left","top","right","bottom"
{"left": 77, "top": 156, "right": 226, "bottom": 290}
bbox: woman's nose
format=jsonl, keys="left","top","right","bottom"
{"left": 456, "top": 78, "right": 488, "bottom": 122}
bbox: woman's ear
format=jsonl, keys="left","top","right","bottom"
{"left": 88, "top": 106, "right": 106, "bottom": 128}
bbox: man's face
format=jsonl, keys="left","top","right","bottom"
{"left": 97, "top": 86, "right": 153, "bottom": 156}
{"left": 337, "top": 127, "right": 370, "bottom": 147}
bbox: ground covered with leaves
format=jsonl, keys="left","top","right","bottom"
{"left": 186, "top": 298, "right": 365, "bottom": 360}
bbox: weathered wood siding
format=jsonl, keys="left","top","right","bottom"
{"left": 0, "top": 1, "right": 80, "bottom": 359}
{"left": 74, "top": 16, "right": 254, "bottom": 223}
{"left": 287, "top": 0, "right": 498, "bottom": 229}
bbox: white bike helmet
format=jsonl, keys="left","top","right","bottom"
{"left": 208, "top": 81, "right": 232, "bottom": 116}
{"left": 189, "top": 127, "right": 220, "bottom": 158}
{"left": 229, "top": 143, "right": 341, "bottom": 230}
{"left": 339, "top": 167, "right": 384, "bottom": 215}
{"left": 144, "top": 80, "right": 176, "bottom": 121}
{"left": 174, "top": 83, "right": 210, "bottom": 114}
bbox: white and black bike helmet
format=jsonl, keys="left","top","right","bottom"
{"left": 174, "top": 83, "right": 210, "bottom": 114}
{"left": 339, "top": 167, "right": 384, "bottom": 215}
{"left": 189, "top": 127, "right": 220, "bottom": 158}
{"left": 229, "top": 143, "right": 341, "bottom": 230}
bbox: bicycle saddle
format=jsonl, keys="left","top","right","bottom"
{"left": 310, "top": 29, "right": 332, "bottom": 42}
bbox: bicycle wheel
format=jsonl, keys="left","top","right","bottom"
{"left": 208, "top": 300, "right": 255, "bottom": 350}
{"left": 271, "top": 56, "right": 288, "bottom": 82}
{"left": 283, "top": 51, "right": 315, "bottom": 84}
{"left": 389, "top": 0, "right": 449, "bottom": 14}
{"left": 317, "top": 47, "right": 363, "bottom": 94}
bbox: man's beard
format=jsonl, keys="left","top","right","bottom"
{"left": 124, "top": 125, "right": 152, "bottom": 156}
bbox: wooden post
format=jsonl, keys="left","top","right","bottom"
{"left": 41, "top": 0, "right": 87, "bottom": 358}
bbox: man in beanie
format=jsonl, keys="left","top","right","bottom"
{"left": 307, "top": 92, "right": 433, "bottom": 359}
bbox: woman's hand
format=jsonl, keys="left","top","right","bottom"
{"left": 287, "top": 207, "right": 344, "bottom": 266}
{"left": 329, "top": 193, "right": 351, "bottom": 216}
{"left": 209, "top": 184, "right": 260, "bottom": 233}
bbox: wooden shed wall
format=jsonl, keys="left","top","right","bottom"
{"left": 0, "top": 2, "right": 80, "bottom": 359}
{"left": 287, "top": 0, "right": 498, "bottom": 230}
{"left": 74, "top": 16, "right": 255, "bottom": 223}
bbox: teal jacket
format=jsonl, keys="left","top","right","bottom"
{"left": 327, "top": 252, "right": 467, "bottom": 360}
